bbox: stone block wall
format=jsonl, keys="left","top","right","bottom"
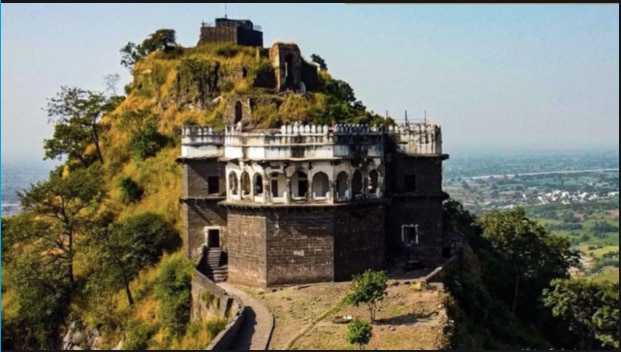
{"left": 385, "top": 197, "right": 444, "bottom": 266}
{"left": 182, "top": 200, "right": 227, "bottom": 262}
{"left": 386, "top": 155, "right": 444, "bottom": 195}
{"left": 265, "top": 209, "right": 335, "bottom": 286}
{"left": 334, "top": 203, "right": 386, "bottom": 281}
{"left": 226, "top": 211, "right": 267, "bottom": 286}
{"left": 184, "top": 160, "right": 226, "bottom": 198}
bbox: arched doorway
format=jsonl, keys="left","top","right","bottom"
{"left": 229, "top": 171, "right": 238, "bottom": 195}
{"left": 336, "top": 171, "right": 348, "bottom": 200}
{"left": 368, "top": 169, "right": 379, "bottom": 195}
{"left": 312, "top": 172, "right": 329, "bottom": 198}
{"left": 234, "top": 101, "right": 243, "bottom": 125}
{"left": 240, "top": 172, "right": 250, "bottom": 197}
{"left": 352, "top": 170, "right": 363, "bottom": 196}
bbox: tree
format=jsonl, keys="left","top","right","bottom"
{"left": 44, "top": 86, "right": 116, "bottom": 166}
{"left": 478, "top": 207, "right": 580, "bottom": 316}
{"left": 346, "top": 318, "right": 373, "bottom": 350}
{"left": 18, "top": 164, "right": 106, "bottom": 285}
{"left": 85, "top": 212, "right": 181, "bottom": 307}
{"left": 155, "top": 253, "right": 194, "bottom": 336}
{"left": 120, "top": 29, "right": 177, "bottom": 72}
{"left": 104, "top": 73, "right": 121, "bottom": 96}
{"left": 543, "top": 278, "right": 619, "bottom": 349}
{"left": 345, "top": 269, "right": 388, "bottom": 322}
{"left": 2, "top": 249, "right": 72, "bottom": 349}
{"left": 310, "top": 53, "right": 328, "bottom": 71}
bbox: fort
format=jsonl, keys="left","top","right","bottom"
{"left": 179, "top": 19, "right": 450, "bottom": 288}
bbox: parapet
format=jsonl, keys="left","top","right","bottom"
{"left": 180, "top": 122, "right": 443, "bottom": 159}
{"left": 386, "top": 123, "right": 443, "bottom": 155}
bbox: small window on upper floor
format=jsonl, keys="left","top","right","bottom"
{"left": 208, "top": 176, "right": 220, "bottom": 194}
{"left": 404, "top": 174, "right": 416, "bottom": 192}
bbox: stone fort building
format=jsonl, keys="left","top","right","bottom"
{"left": 178, "top": 19, "right": 450, "bottom": 287}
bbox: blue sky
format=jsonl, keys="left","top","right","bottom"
{"left": 1, "top": 3, "right": 619, "bottom": 162}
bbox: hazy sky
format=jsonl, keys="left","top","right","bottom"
{"left": 1, "top": 3, "right": 619, "bottom": 162}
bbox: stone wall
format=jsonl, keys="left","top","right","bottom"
{"left": 386, "top": 155, "right": 445, "bottom": 195}
{"left": 385, "top": 197, "right": 444, "bottom": 266}
{"left": 191, "top": 270, "right": 246, "bottom": 351}
{"left": 334, "top": 203, "right": 386, "bottom": 281}
{"left": 226, "top": 210, "right": 267, "bottom": 286}
{"left": 183, "top": 160, "right": 226, "bottom": 198}
{"left": 182, "top": 200, "right": 228, "bottom": 262}
{"left": 198, "top": 26, "right": 263, "bottom": 47}
{"left": 265, "top": 209, "right": 335, "bottom": 285}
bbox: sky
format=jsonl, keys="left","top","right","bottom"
{"left": 1, "top": 3, "right": 619, "bottom": 162}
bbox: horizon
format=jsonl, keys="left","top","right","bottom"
{"left": 1, "top": 3, "right": 619, "bottom": 161}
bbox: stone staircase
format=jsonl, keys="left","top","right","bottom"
{"left": 198, "top": 247, "right": 228, "bottom": 283}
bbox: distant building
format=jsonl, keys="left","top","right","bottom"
{"left": 198, "top": 17, "right": 263, "bottom": 47}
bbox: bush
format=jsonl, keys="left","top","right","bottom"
{"left": 129, "top": 122, "right": 167, "bottom": 161}
{"left": 345, "top": 269, "right": 388, "bottom": 322}
{"left": 155, "top": 253, "right": 194, "bottom": 337}
{"left": 118, "top": 176, "right": 143, "bottom": 204}
{"left": 346, "top": 318, "right": 373, "bottom": 349}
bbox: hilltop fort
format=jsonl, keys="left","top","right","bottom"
{"left": 179, "top": 18, "right": 451, "bottom": 287}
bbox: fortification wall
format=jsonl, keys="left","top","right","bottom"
{"left": 333, "top": 203, "right": 386, "bottom": 281}
{"left": 191, "top": 270, "right": 246, "bottom": 350}
{"left": 182, "top": 200, "right": 228, "bottom": 262}
{"left": 265, "top": 209, "right": 335, "bottom": 286}
{"left": 226, "top": 211, "right": 267, "bottom": 286}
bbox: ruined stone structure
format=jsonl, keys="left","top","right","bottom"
{"left": 178, "top": 118, "right": 449, "bottom": 287}
{"left": 197, "top": 19, "right": 318, "bottom": 94}
{"left": 198, "top": 17, "right": 263, "bottom": 47}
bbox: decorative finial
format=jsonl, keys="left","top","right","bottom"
{"left": 225, "top": 3, "right": 228, "bottom": 19}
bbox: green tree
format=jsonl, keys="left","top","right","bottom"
{"left": 18, "top": 164, "right": 106, "bottom": 285}
{"left": 310, "top": 53, "right": 328, "bottom": 71}
{"left": 2, "top": 250, "right": 73, "bottom": 350}
{"left": 155, "top": 253, "right": 194, "bottom": 337}
{"left": 85, "top": 212, "right": 181, "bottom": 307}
{"left": 345, "top": 269, "right": 388, "bottom": 322}
{"left": 478, "top": 207, "right": 579, "bottom": 315}
{"left": 543, "top": 278, "right": 619, "bottom": 349}
{"left": 346, "top": 318, "right": 373, "bottom": 350}
{"left": 44, "top": 86, "right": 116, "bottom": 166}
{"left": 120, "top": 29, "right": 177, "bottom": 71}
{"left": 129, "top": 121, "right": 167, "bottom": 161}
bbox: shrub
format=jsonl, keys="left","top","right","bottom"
{"left": 346, "top": 318, "right": 373, "bottom": 349}
{"left": 129, "top": 122, "right": 167, "bottom": 161}
{"left": 118, "top": 176, "right": 143, "bottom": 204}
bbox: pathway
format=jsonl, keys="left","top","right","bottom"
{"left": 218, "top": 282, "right": 274, "bottom": 350}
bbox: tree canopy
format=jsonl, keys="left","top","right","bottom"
{"left": 345, "top": 269, "right": 388, "bottom": 322}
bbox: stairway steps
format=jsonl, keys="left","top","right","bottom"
{"left": 198, "top": 247, "right": 228, "bottom": 283}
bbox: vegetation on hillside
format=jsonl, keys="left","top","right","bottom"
{"left": 1, "top": 27, "right": 395, "bottom": 350}
{"left": 443, "top": 199, "right": 619, "bottom": 349}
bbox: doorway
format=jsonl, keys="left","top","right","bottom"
{"left": 206, "top": 228, "right": 221, "bottom": 248}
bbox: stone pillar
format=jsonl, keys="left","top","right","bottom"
{"left": 285, "top": 177, "right": 292, "bottom": 204}
{"left": 329, "top": 180, "right": 335, "bottom": 203}
{"left": 263, "top": 177, "right": 270, "bottom": 204}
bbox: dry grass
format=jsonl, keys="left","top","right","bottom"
{"left": 239, "top": 269, "right": 451, "bottom": 351}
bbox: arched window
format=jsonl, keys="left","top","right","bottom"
{"left": 234, "top": 101, "right": 243, "bottom": 125}
{"left": 240, "top": 172, "right": 251, "bottom": 197}
{"left": 270, "top": 172, "right": 285, "bottom": 198}
{"left": 229, "top": 171, "right": 238, "bottom": 195}
{"left": 352, "top": 170, "right": 363, "bottom": 196}
{"left": 292, "top": 170, "right": 308, "bottom": 198}
{"left": 368, "top": 170, "right": 379, "bottom": 194}
{"left": 336, "top": 171, "right": 348, "bottom": 199}
{"left": 254, "top": 173, "right": 263, "bottom": 195}
{"left": 312, "top": 172, "right": 329, "bottom": 198}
